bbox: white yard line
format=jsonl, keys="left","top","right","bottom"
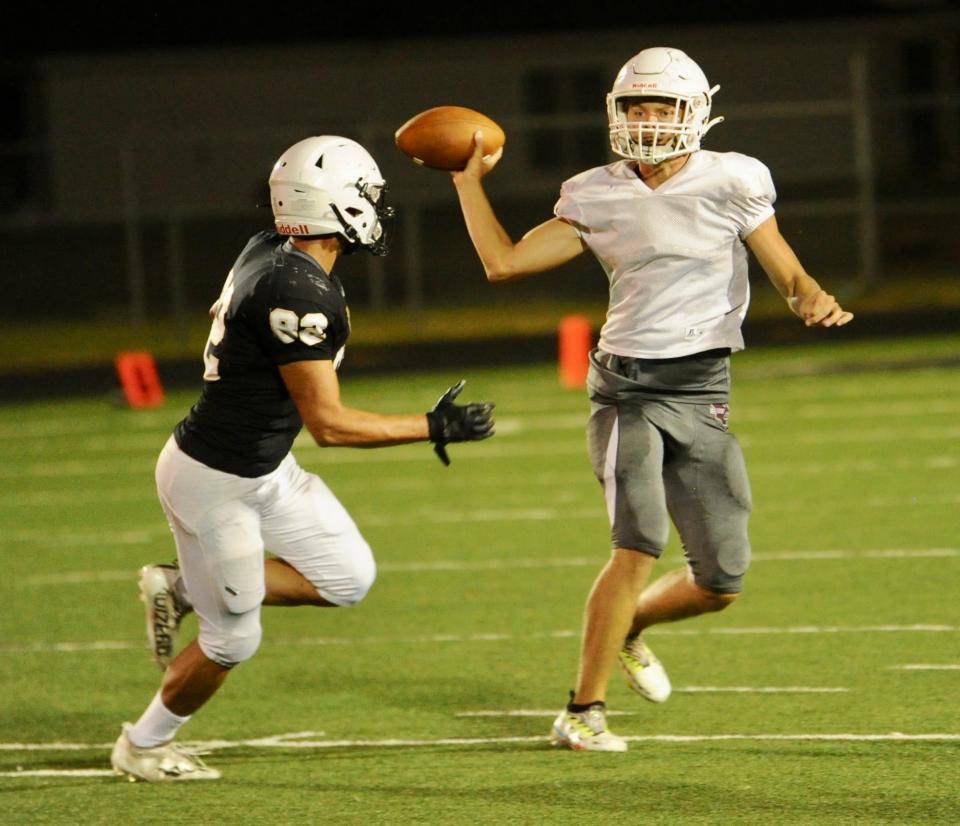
{"left": 20, "top": 547, "right": 960, "bottom": 586}
{"left": 2, "top": 730, "right": 959, "bottom": 777}
{"left": 3, "top": 391, "right": 956, "bottom": 443}
{"left": 0, "top": 414, "right": 171, "bottom": 441}
{"left": 3, "top": 490, "right": 148, "bottom": 507}
{"left": 0, "top": 461, "right": 154, "bottom": 479}
{"left": 0, "top": 769, "right": 118, "bottom": 777}
{"left": 4, "top": 528, "right": 164, "bottom": 548}
{"left": 24, "top": 570, "right": 137, "bottom": 585}
{"left": 11, "top": 434, "right": 164, "bottom": 456}
{"left": 755, "top": 548, "right": 960, "bottom": 560}
{"left": 6, "top": 422, "right": 960, "bottom": 464}
{"left": 5, "top": 483, "right": 960, "bottom": 544}
{"left": 675, "top": 686, "right": 851, "bottom": 693}
{"left": 887, "top": 664, "right": 960, "bottom": 671}
{"left": 4, "top": 453, "right": 957, "bottom": 510}
{"left": 3, "top": 623, "right": 955, "bottom": 656}
{"left": 0, "top": 731, "right": 325, "bottom": 753}
{"left": 679, "top": 624, "right": 956, "bottom": 636}
{"left": 749, "top": 455, "right": 957, "bottom": 477}
{"left": 457, "top": 689, "right": 852, "bottom": 716}
{"left": 293, "top": 425, "right": 960, "bottom": 462}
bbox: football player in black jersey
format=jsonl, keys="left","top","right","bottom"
{"left": 111, "top": 136, "right": 495, "bottom": 782}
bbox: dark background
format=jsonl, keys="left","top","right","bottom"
{"left": 5, "top": 3, "right": 953, "bottom": 55}
{"left": 0, "top": 0, "right": 957, "bottom": 398}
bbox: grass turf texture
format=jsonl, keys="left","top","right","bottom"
{"left": 1, "top": 334, "right": 958, "bottom": 824}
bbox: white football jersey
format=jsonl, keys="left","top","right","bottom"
{"left": 554, "top": 150, "right": 775, "bottom": 359}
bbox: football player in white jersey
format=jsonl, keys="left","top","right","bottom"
{"left": 111, "top": 136, "right": 495, "bottom": 781}
{"left": 451, "top": 47, "right": 852, "bottom": 752}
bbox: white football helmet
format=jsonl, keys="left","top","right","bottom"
{"left": 269, "top": 136, "right": 394, "bottom": 255}
{"left": 606, "top": 47, "right": 723, "bottom": 164}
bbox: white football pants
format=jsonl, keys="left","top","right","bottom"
{"left": 154, "top": 436, "right": 376, "bottom": 667}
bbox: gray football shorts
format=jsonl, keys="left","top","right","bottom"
{"left": 586, "top": 348, "right": 752, "bottom": 594}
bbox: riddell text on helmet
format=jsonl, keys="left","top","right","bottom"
{"left": 277, "top": 223, "right": 310, "bottom": 235}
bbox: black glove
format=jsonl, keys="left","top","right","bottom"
{"left": 426, "top": 380, "right": 495, "bottom": 466}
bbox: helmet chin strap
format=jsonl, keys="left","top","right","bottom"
{"left": 329, "top": 203, "right": 390, "bottom": 257}
{"left": 329, "top": 203, "right": 361, "bottom": 253}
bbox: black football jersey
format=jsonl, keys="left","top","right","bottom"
{"left": 174, "top": 231, "right": 350, "bottom": 477}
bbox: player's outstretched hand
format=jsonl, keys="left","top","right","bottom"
{"left": 796, "top": 289, "right": 854, "bottom": 327}
{"left": 426, "top": 380, "right": 495, "bottom": 466}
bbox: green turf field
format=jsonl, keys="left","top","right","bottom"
{"left": 2, "top": 335, "right": 958, "bottom": 825}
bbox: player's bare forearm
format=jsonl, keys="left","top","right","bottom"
{"left": 280, "top": 360, "right": 429, "bottom": 448}
{"left": 453, "top": 187, "right": 586, "bottom": 281}
{"left": 452, "top": 136, "right": 586, "bottom": 281}
{"left": 452, "top": 176, "right": 522, "bottom": 282}
{"left": 746, "top": 216, "right": 853, "bottom": 328}
{"left": 450, "top": 133, "right": 521, "bottom": 281}
{"left": 307, "top": 406, "right": 430, "bottom": 448}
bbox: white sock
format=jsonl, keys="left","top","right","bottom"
{"left": 126, "top": 691, "right": 191, "bottom": 748}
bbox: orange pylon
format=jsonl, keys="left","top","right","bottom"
{"left": 558, "top": 315, "right": 593, "bottom": 389}
{"left": 115, "top": 351, "right": 165, "bottom": 408}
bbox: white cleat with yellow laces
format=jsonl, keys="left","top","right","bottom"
{"left": 618, "top": 635, "right": 672, "bottom": 703}
{"left": 550, "top": 701, "right": 627, "bottom": 752}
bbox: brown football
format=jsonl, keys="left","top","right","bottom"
{"left": 395, "top": 106, "right": 505, "bottom": 171}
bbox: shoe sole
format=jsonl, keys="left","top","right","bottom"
{"left": 550, "top": 726, "right": 627, "bottom": 753}
{"left": 112, "top": 766, "right": 221, "bottom": 782}
{"left": 138, "top": 566, "right": 177, "bottom": 670}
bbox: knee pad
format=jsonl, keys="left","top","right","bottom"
{"left": 199, "top": 620, "right": 263, "bottom": 668}
{"left": 315, "top": 549, "right": 377, "bottom": 606}
{"left": 690, "top": 555, "right": 747, "bottom": 595}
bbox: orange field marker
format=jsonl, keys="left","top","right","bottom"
{"left": 115, "top": 351, "right": 165, "bottom": 408}
{"left": 558, "top": 314, "right": 593, "bottom": 389}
